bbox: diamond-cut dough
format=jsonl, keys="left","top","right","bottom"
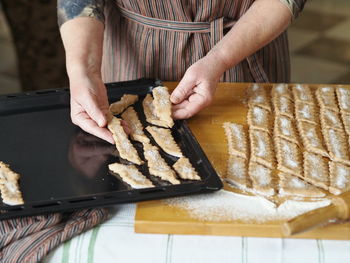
{"left": 295, "top": 101, "right": 317, "bottom": 124}
{"left": 292, "top": 84, "right": 314, "bottom": 102}
{"left": 274, "top": 115, "right": 298, "bottom": 144}
{"left": 297, "top": 121, "right": 328, "bottom": 157}
{"left": 173, "top": 157, "right": 200, "bottom": 180}
{"left": 143, "top": 143, "right": 180, "bottom": 184}
{"left": 249, "top": 129, "right": 275, "bottom": 169}
{"left": 0, "top": 162, "right": 24, "bottom": 205}
{"left": 225, "top": 156, "right": 249, "bottom": 190}
{"left": 320, "top": 108, "right": 343, "bottom": 130}
{"left": 248, "top": 161, "right": 275, "bottom": 196}
{"left": 146, "top": 126, "right": 182, "bottom": 157}
{"left": 247, "top": 106, "right": 271, "bottom": 132}
{"left": 109, "top": 163, "right": 154, "bottom": 189}
{"left": 303, "top": 152, "right": 329, "bottom": 190}
{"left": 329, "top": 161, "right": 350, "bottom": 195}
{"left": 223, "top": 122, "right": 248, "bottom": 159}
{"left": 152, "top": 86, "right": 174, "bottom": 128}
{"left": 271, "top": 84, "right": 292, "bottom": 100}
{"left": 108, "top": 117, "right": 143, "bottom": 165}
{"left": 121, "top": 107, "right": 150, "bottom": 144}
{"left": 142, "top": 94, "right": 169, "bottom": 127}
{"left": 247, "top": 84, "right": 271, "bottom": 111}
{"left": 109, "top": 94, "right": 138, "bottom": 115}
{"left": 272, "top": 95, "right": 294, "bottom": 118}
{"left": 278, "top": 172, "right": 325, "bottom": 198}
{"left": 323, "top": 128, "right": 350, "bottom": 165}
{"left": 316, "top": 86, "right": 339, "bottom": 111}
{"left": 275, "top": 137, "right": 302, "bottom": 177}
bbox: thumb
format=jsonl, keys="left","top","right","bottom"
{"left": 84, "top": 96, "right": 108, "bottom": 127}
{"left": 170, "top": 73, "right": 196, "bottom": 104}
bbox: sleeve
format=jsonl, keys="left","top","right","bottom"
{"left": 279, "top": 0, "right": 307, "bottom": 20}
{"left": 57, "top": 0, "right": 105, "bottom": 27}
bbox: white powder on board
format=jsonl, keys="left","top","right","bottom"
{"left": 252, "top": 107, "right": 265, "bottom": 124}
{"left": 164, "top": 190, "right": 331, "bottom": 223}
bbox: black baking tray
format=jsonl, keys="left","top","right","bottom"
{"left": 0, "top": 78, "right": 222, "bottom": 219}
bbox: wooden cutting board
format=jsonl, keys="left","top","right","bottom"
{"left": 135, "top": 82, "right": 350, "bottom": 240}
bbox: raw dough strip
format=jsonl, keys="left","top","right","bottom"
{"left": 272, "top": 95, "right": 294, "bottom": 118}
{"left": 303, "top": 152, "right": 329, "bottom": 191}
{"left": 275, "top": 137, "right": 303, "bottom": 177}
{"left": 248, "top": 161, "right": 275, "bottom": 196}
{"left": 108, "top": 163, "right": 154, "bottom": 189}
{"left": 146, "top": 126, "right": 182, "bottom": 157}
{"left": 173, "top": 157, "right": 200, "bottom": 180}
{"left": 315, "top": 86, "right": 339, "bottom": 111}
{"left": 249, "top": 129, "right": 275, "bottom": 169}
{"left": 295, "top": 101, "right": 318, "bottom": 124}
{"left": 336, "top": 87, "right": 350, "bottom": 113}
{"left": 320, "top": 108, "right": 343, "bottom": 131}
{"left": 341, "top": 112, "right": 350, "bottom": 136}
{"left": 329, "top": 161, "right": 350, "bottom": 195}
{"left": 323, "top": 128, "right": 350, "bottom": 165}
{"left": 225, "top": 156, "right": 250, "bottom": 190}
{"left": 152, "top": 86, "right": 174, "bottom": 128}
{"left": 247, "top": 105, "right": 271, "bottom": 132}
{"left": 142, "top": 94, "right": 169, "bottom": 127}
{"left": 223, "top": 122, "right": 248, "bottom": 159}
{"left": 109, "top": 94, "right": 138, "bottom": 115}
{"left": 247, "top": 84, "right": 271, "bottom": 111}
{"left": 278, "top": 172, "right": 325, "bottom": 198}
{"left": 121, "top": 107, "right": 150, "bottom": 144}
{"left": 297, "top": 121, "right": 328, "bottom": 157}
{"left": 271, "top": 83, "right": 293, "bottom": 100}
{"left": 108, "top": 117, "right": 143, "bottom": 165}
{"left": 274, "top": 115, "right": 299, "bottom": 144}
{"left": 0, "top": 162, "right": 24, "bottom": 205}
{"left": 143, "top": 143, "right": 180, "bottom": 184}
{"left": 292, "top": 84, "right": 314, "bottom": 103}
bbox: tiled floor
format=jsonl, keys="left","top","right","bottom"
{"left": 0, "top": 0, "right": 349, "bottom": 95}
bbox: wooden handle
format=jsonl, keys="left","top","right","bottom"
{"left": 282, "top": 204, "right": 338, "bottom": 236}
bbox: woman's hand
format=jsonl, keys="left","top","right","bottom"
{"left": 69, "top": 72, "right": 115, "bottom": 144}
{"left": 170, "top": 53, "right": 227, "bottom": 119}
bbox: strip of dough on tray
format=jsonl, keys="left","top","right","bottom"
{"left": 143, "top": 143, "right": 180, "bottom": 184}
{"left": 109, "top": 94, "right": 138, "bottom": 115}
{"left": 109, "top": 163, "right": 154, "bottom": 189}
{"left": 173, "top": 157, "right": 200, "bottom": 180}
{"left": 223, "top": 122, "right": 248, "bottom": 158}
{"left": 278, "top": 172, "right": 325, "bottom": 198}
{"left": 225, "top": 156, "right": 250, "bottom": 190}
{"left": 303, "top": 152, "right": 329, "bottom": 190}
{"left": 248, "top": 161, "right": 275, "bottom": 196}
{"left": 329, "top": 161, "right": 350, "bottom": 195}
{"left": 0, "top": 162, "right": 24, "bottom": 205}
{"left": 142, "top": 94, "right": 169, "bottom": 127}
{"left": 152, "top": 86, "right": 174, "bottom": 128}
{"left": 121, "top": 107, "right": 150, "bottom": 144}
{"left": 108, "top": 117, "right": 143, "bottom": 165}
{"left": 249, "top": 129, "right": 275, "bottom": 169}
{"left": 146, "top": 126, "right": 182, "bottom": 157}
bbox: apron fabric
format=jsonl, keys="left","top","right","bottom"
{"left": 101, "top": 0, "right": 291, "bottom": 83}
{"left": 0, "top": 208, "right": 108, "bottom": 263}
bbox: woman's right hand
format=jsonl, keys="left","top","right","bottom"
{"left": 69, "top": 72, "right": 115, "bottom": 144}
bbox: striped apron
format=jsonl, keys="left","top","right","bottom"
{"left": 101, "top": 0, "right": 291, "bottom": 84}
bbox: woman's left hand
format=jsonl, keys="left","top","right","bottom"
{"left": 170, "top": 53, "right": 227, "bottom": 119}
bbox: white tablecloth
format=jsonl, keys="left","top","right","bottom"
{"left": 43, "top": 204, "right": 350, "bottom": 263}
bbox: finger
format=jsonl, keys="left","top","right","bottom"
{"left": 172, "top": 93, "right": 208, "bottom": 119}
{"left": 73, "top": 112, "right": 115, "bottom": 144}
{"left": 82, "top": 96, "right": 108, "bottom": 128}
{"left": 170, "top": 74, "right": 196, "bottom": 104}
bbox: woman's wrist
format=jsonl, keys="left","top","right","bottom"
{"left": 203, "top": 49, "right": 230, "bottom": 81}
